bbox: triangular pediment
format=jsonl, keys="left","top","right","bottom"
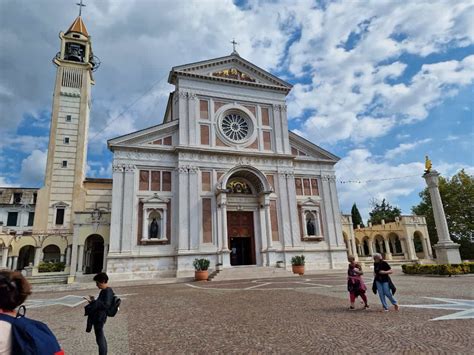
{"left": 108, "top": 120, "right": 178, "bottom": 149}
{"left": 169, "top": 53, "right": 292, "bottom": 92}
{"left": 141, "top": 193, "right": 169, "bottom": 204}
{"left": 289, "top": 131, "right": 340, "bottom": 163}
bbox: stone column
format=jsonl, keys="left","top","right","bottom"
{"left": 12, "top": 256, "right": 18, "bottom": 270}
{"left": 109, "top": 164, "right": 124, "bottom": 253}
{"left": 221, "top": 201, "right": 230, "bottom": 267}
{"left": 383, "top": 237, "right": 392, "bottom": 260}
{"left": 368, "top": 240, "right": 374, "bottom": 256}
{"left": 405, "top": 236, "right": 418, "bottom": 261}
{"left": 121, "top": 165, "right": 135, "bottom": 253}
{"left": 423, "top": 170, "right": 461, "bottom": 264}
{"left": 7, "top": 256, "right": 12, "bottom": 269}
{"left": 33, "top": 247, "right": 42, "bottom": 267}
{"left": 350, "top": 237, "right": 358, "bottom": 260}
{"left": 400, "top": 239, "right": 408, "bottom": 259}
{"left": 177, "top": 166, "right": 189, "bottom": 251}
{"left": 69, "top": 243, "right": 78, "bottom": 276}
{"left": 102, "top": 244, "right": 108, "bottom": 272}
{"left": 65, "top": 245, "right": 71, "bottom": 266}
{"left": 1, "top": 247, "right": 8, "bottom": 268}
{"left": 77, "top": 245, "right": 84, "bottom": 274}
{"left": 188, "top": 166, "right": 200, "bottom": 249}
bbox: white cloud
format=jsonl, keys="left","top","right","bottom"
{"left": 384, "top": 138, "right": 432, "bottom": 160}
{"left": 19, "top": 150, "right": 47, "bottom": 186}
{"left": 0, "top": 176, "right": 13, "bottom": 187}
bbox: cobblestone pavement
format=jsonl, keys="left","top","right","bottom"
{"left": 26, "top": 272, "right": 474, "bottom": 354}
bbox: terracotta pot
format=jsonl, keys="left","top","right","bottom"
{"left": 292, "top": 265, "right": 305, "bottom": 275}
{"left": 195, "top": 270, "right": 208, "bottom": 281}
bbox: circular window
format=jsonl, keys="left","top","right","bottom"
{"left": 221, "top": 113, "right": 251, "bottom": 142}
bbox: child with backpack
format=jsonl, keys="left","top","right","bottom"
{"left": 84, "top": 272, "right": 119, "bottom": 355}
{"left": 0, "top": 270, "right": 64, "bottom": 355}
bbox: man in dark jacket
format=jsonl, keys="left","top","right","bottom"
{"left": 84, "top": 272, "right": 114, "bottom": 355}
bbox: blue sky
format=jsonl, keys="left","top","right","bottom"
{"left": 0, "top": 0, "right": 473, "bottom": 221}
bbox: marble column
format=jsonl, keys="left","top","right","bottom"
{"left": 77, "top": 245, "right": 84, "bottom": 274}
{"left": 188, "top": 166, "right": 200, "bottom": 250}
{"left": 368, "top": 240, "right": 374, "bottom": 256}
{"left": 400, "top": 239, "right": 409, "bottom": 259}
{"left": 33, "top": 247, "right": 42, "bottom": 267}
{"left": 102, "top": 244, "right": 108, "bottom": 272}
{"left": 69, "top": 243, "right": 78, "bottom": 276}
{"left": 423, "top": 170, "right": 461, "bottom": 264}
{"left": 350, "top": 237, "right": 358, "bottom": 260}
{"left": 1, "top": 247, "right": 8, "bottom": 268}
{"left": 177, "top": 166, "right": 189, "bottom": 251}
{"left": 12, "top": 256, "right": 18, "bottom": 270}
{"left": 406, "top": 236, "right": 418, "bottom": 261}
{"left": 7, "top": 256, "right": 12, "bottom": 269}
{"left": 383, "top": 238, "right": 392, "bottom": 260}
{"left": 65, "top": 245, "right": 71, "bottom": 266}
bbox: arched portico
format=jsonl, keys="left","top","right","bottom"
{"left": 17, "top": 245, "right": 35, "bottom": 270}
{"left": 216, "top": 165, "right": 273, "bottom": 267}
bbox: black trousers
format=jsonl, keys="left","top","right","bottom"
{"left": 94, "top": 322, "right": 107, "bottom": 355}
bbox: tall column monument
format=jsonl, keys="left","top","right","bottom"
{"left": 422, "top": 157, "right": 461, "bottom": 264}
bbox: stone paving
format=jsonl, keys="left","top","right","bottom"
{"left": 25, "top": 272, "right": 474, "bottom": 354}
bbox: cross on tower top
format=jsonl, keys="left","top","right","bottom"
{"left": 76, "top": 0, "right": 86, "bottom": 16}
{"left": 230, "top": 38, "right": 239, "bottom": 54}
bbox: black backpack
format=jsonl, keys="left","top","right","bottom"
{"left": 107, "top": 295, "right": 121, "bottom": 317}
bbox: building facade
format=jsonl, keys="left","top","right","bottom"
{"left": 341, "top": 215, "right": 433, "bottom": 263}
{"left": 107, "top": 52, "right": 347, "bottom": 279}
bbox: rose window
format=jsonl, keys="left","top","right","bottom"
{"left": 221, "top": 113, "right": 250, "bottom": 142}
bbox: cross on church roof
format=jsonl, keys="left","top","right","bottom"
{"left": 76, "top": 0, "right": 86, "bottom": 16}
{"left": 231, "top": 38, "right": 239, "bottom": 55}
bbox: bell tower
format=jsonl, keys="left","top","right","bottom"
{"left": 33, "top": 13, "right": 100, "bottom": 234}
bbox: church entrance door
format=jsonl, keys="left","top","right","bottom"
{"left": 227, "top": 211, "right": 255, "bottom": 266}
{"left": 84, "top": 234, "right": 104, "bottom": 274}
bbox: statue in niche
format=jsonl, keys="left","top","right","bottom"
{"left": 149, "top": 218, "right": 159, "bottom": 239}
{"left": 306, "top": 218, "right": 315, "bottom": 236}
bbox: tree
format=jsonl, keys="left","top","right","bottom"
{"left": 368, "top": 198, "right": 401, "bottom": 225}
{"left": 412, "top": 170, "right": 474, "bottom": 260}
{"left": 351, "top": 203, "right": 364, "bottom": 229}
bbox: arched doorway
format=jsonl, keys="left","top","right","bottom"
{"left": 17, "top": 245, "right": 35, "bottom": 270}
{"left": 374, "top": 235, "right": 385, "bottom": 254}
{"left": 43, "top": 245, "right": 61, "bottom": 263}
{"left": 221, "top": 166, "right": 271, "bottom": 266}
{"left": 84, "top": 234, "right": 104, "bottom": 274}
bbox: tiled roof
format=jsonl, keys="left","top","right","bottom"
{"left": 66, "top": 16, "right": 89, "bottom": 37}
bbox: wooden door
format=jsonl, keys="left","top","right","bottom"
{"left": 227, "top": 211, "right": 255, "bottom": 265}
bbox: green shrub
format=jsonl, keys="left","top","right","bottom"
{"left": 401, "top": 262, "right": 474, "bottom": 275}
{"left": 193, "top": 258, "right": 210, "bottom": 271}
{"left": 291, "top": 255, "right": 305, "bottom": 266}
{"left": 38, "top": 262, "right": 66, "bottom": 273}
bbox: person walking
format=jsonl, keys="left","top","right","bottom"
{"left": 373, "top": 253, "right": 399, "bottom": 312}
{"left": 84, "top": 272, "right": 114, "bottom": 355}
{"left": 347, "top": 256, "right": 369, "bottom": 310}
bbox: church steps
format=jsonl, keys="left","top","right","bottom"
{"left": 209, "top": 266, "right": 296, "bottom": 282}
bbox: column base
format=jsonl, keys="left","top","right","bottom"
{"left": 383, "top": 252, "right": 392, "bottom": 260}
{"left": 221, "top": 250, "right": 231, "bottom": 268}
{"left": 434, "top": 242, "right": 462, "bottom": 264}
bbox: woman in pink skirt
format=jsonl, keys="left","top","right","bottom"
{"left": 347, "top": 255, "right": 369, "bottom": 310}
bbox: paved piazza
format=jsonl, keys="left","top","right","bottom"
{"left": 26, "top": 272, "right": 473, "bottom": 354}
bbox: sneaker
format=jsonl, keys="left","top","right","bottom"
{"left": 349, "top": 306, "right": 356, "bottom": 311}
{"left": 383, "top": 309, "right": 389, "bottom": 312}
{"left": 364, "top": 305, "right": 370, "bottom": 310}
{"left": 394, "top": 304, "right": 399, "bottom": 311}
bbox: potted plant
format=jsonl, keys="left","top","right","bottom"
{"left": 193, "top": 258, "right": 210, "bottom": 281}
{"left": 291, "top": 255, "right": 305, "bottom": 275}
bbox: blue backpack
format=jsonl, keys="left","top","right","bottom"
{"left": 0, "top": 306, "right": 64, "bottom": 355}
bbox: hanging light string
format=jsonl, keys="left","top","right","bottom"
{"left": 337, "top": 173, "right": 421, "bottom": 184}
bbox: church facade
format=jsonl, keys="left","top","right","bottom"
{"left": 107, "top": 52, "right": 347, "bottom": 278}
{"left": 2, "top": 14, "right": 430, "bottom": 282}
